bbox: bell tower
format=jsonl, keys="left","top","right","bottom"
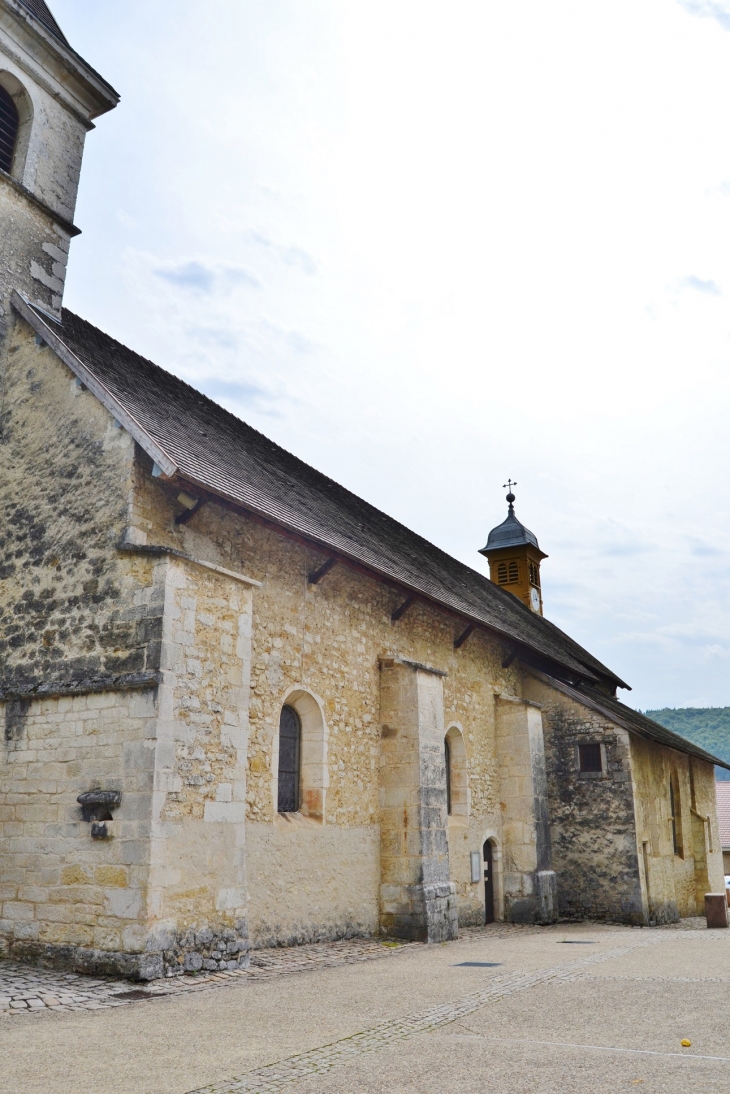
{"left": 0, "top": 0, "right": 118, "bottom": 326}
{"left": 480, "top": 483, "right": 548, "bottom": 615}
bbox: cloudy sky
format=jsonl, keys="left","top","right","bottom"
{"left": 52, "top": 0, "right": 730, "bottom": 709}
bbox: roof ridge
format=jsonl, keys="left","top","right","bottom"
{"left": 28, "top": 304, "right": 627, "bottom": 690}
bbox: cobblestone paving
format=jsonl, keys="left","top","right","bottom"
{"left": 187, "top": 931, "right": 676, "bottom": 1094}
{"left": 0, "top": 937, "right": 412, "bottom": 1015}
{"left": 0, "top": 919, "right": 715, "bottom": 1018}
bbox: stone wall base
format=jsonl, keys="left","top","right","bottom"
{"left": 380, "top": 882, "right": 458, "bottom": 943}
{"left": 161, "top": 921, "right": 250, "bottom": 976}
{"left": 507, "top": 871, "right": 559, "bottom": 925}
{"left": 6, "top": 940, "right": 165, "bottom": 981}
{"left": 4, "top": 919, "right": 251, "bottom": 982}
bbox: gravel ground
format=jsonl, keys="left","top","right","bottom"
{"left": 0, "top": 920, "right": 727, "bottom": 1094}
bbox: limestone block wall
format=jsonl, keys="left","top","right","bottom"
{"left": 144, "top": 555, "right": 253, "bottom": 973}
{"left": 0, "top": 322, "right": 160, "bottom": 693}
{"left": 630, "top": 740, "right": 724, "bottom": 921}
{"left": 0, "top": 684, "right": 158, "bottom": 976}
{"left": 129, "top": 467, "right": 524, "bottom": 941}
{"left": 524, "top": 676, "right": 644, "bottom": 924}
{"left": 495, "top": 695, "right": 556, "bottom": 923}
{"left": 246, "top": 819, "right": 380, "bottom": 947}
{"left": 379, "top": 659, "right": 456, "bottom": 942}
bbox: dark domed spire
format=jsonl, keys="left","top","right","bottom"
{"left": 480, "top": 484, "right": 545, "bottom": 557}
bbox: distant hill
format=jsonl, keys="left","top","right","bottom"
{"left": 644, "top": 708, "right": 730, "bottom": 781}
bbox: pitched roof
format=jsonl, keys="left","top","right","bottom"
{"left": 15, "top": 294, "right": 632, "bottom": 690}
{"left": 16, "top": 0, "right": 67, "bottom": 44}
{"left": 716, "top": 782, "right": 730, "bottom": 848}
{"left": 535, "top": 671, "right": 730, "bottom": 770}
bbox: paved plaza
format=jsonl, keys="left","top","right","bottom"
{"left": 1, "top": 920, "right": 729, "bottom": 1093}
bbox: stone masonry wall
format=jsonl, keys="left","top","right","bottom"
{"left": 0, "top": 319, "right": 162, "bottom": 692}
{"left": 630, "top": 738, "right": 724, "bottom": 921}
{"left": 145, "top": 555, "right": 252, "bottom": 975}
{"left": 0, "top": 685, "right": 159, "bottom": 978}
{"left": 129, "top": 465, "right": 526, "bottom": 942}
{"left": 523, "top": 676, "right": 644, "bottom": 924}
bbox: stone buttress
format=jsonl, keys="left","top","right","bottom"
{"left": 378, "top": 658, "right": 458, "bottom": 942}
{"left": 495, "top": 694, "right": 557, "bottom": 924}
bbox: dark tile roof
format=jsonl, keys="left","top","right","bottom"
{"left": 17, "top": 0, "right": 68, "bottom": 44}
{"left": 23, "top": 300, "right": 631, "bottom": 689}
{"left": 539, "top": 673, "right": 730, "bottom": 770}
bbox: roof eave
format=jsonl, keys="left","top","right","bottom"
{"left": 530, "top": 669, "right": 730, "bottom": 771}
{"left": 20, "top": 296, "right": 629, "bottom": 692}
{"left": 12, "top": 293, "right": 177, "bottom": 477}
{"left": 3, "top": 0, "right": 120, "bottom": 117}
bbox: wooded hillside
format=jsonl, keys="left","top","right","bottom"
{"left": 644, "top": 708, "right": 730, "bottom": 781}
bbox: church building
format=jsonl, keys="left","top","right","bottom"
{"left": 0, "top": 0, "right": 726, "bottom": 980}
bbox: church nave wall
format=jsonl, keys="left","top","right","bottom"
{"left": 524, "top": 676, "right": 644, "bottom": 925}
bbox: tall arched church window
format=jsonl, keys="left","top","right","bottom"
{"left": 444, "top": 726, "right": 469, "bottom": 821}
{"left": 0, "top": 84, "right": 19, "bottom": 174}
{"left": 277, "top": 705, "right": 301, "bottom": 813}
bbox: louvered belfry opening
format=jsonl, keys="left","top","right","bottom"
{"left": 0, "top": 85, "right": 19, "bottom": 175}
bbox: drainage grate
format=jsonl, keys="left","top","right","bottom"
{"left": 558, "top": 941, "right": 596, "bottom": 945}
{"left": 453, "top": 962, "right": 502, "bottom": 967}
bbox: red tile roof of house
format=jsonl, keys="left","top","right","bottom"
{"left": 716, "top": 782, "right": 730, "bottom": 849}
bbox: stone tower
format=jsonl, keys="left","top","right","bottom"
{"left": 0, "top": 0, "right": 117, "bottom": 327}
{"left": 480, "top": 487, "right": 548, "bottom": 615}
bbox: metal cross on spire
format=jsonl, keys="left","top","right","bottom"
{"left": 502, "top": 479, "right": 517, "bottom": 493}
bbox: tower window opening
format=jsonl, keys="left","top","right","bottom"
{"left": 0, "top": 84, "right": 19, "bottom": 175}
{"left": 507, "top": 560, "right": 519, "bottom": 583}
{"left": 497, "top": 562, "right": 508, "bottom": 584}
{"left": 529, "top": 562, "right": 540, "bottom": 587}
{"left": 578, "top": 743, "right": 602, "bottom": 773}
{"left": 445, "top": 737, "right": 452, "bottom": 815}
{"left": 277, "top": 704, "right": 301, "bottom": 813}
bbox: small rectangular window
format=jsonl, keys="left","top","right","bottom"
{"left": 578, "top": 743, "right": 603, "bottom": 773}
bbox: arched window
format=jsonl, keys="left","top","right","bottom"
{"left": 277, "top": 705, "right": 301, "bottom": 813}
{"left": 0, "top": 83, "right": 19, "bottom": 174}
{"left": 669, "top": 771, "right": 683, "bottom": 858}
{"left": 497, "top": 562, "right": 508, "bottom": 584}
{"left": 507, "top": 560, "right": 519, "bottom": 583}
{"left": 444, "top": 726, "right": 469, "bottom": 821}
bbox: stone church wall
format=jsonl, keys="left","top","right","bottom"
{"left": 0, "top": 684, "right": 158, "bottom": 975}
{"left": 129, "top": 464, "right": 528, "bottom": 941}
{"left": 524, "top": 676, "right": 644, "bottom": 924}
{"left": 629, "top": 739, "right": 723, "bottom": 921}
{"left": 1, "top": 321, "right": 562, "bottom": 967}
{"left": 0, "top": 320, "right": 159, "bottom": 692}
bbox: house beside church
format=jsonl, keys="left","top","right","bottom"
{"left": 0, "top": 0, "right": 726, "bottom": 981}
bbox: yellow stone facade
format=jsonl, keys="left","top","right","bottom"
{"left": 1, "top": 3, "right": 726, "bottom": 982}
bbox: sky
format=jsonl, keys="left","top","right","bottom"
{"left": 47, "top": 0, "right": 730, "bottom": 710}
